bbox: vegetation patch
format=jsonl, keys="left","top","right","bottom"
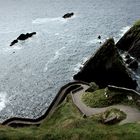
{"left": 134, "top": 20, "right": 140, "bottom": 27}
{"left": 0, "top": 95, "right": 140, "bottom": 140}
{"left": 85, "top": 82, "right": 99, "bottom": 92}
{"left": 82, "top": 89, "right": 109, "bottom": 107}
{"left": 82, "top": 87, "right": 139, "bottom": 108}
{"left": 82, "top": 88, "right": 127, "bottom": 108}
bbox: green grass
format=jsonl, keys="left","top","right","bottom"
{"left": 134, "top": 20, "right": 140, "bottom": 27}
{"left": 82, "top": 88, "right": 126, "bottom": 108}
{"left": 82, "top": 88, "right": 139, "bottom": 108}
{"left": 0, "top": 95, "right": 140, "bottom": 140}
{"left": 129, "top": 19, "right": 140, "bottom": 39}
{"left": 82, "top": 89, "right": 109, "bottom": 107}
{"left": 85, "top": 82, "right": 99, "bottom": 92}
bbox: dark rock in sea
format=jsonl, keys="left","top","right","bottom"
{"left": 73, "top": 38, "right": 137, "bottom": 89}
{"left": 10, "top": 39, "right": 18, "bottom": 46}
{"left": 128, "top": 59, "right": 138, "bottom": 70}
{"left": 116, "top": 20, "right": 140, "bottom": 59}
{"left": 26, "top": 32, "right": 36, "bottom": 38}
{"left": 98, "top": 35, "right": 101, "bottom": 39}
{"left": 10, "top": 32, "right": 36, "bottom": 46}
{"left": 17, "top": 34, "right": 28, "bottom": 40}
{"left": 17, "top": 32, "right": 36, "bottom": 40}
{"left": 63, "top": 12, "right": 74, "bottom": 18}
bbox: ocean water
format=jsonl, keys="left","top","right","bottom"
{"left": 0, "top": 0, "right": 140, "bottom": 122}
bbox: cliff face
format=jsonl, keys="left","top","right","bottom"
{"left": 74, "top": 38, "right": 137, "bottom": 89}
{"left": 116, "top": 20, "right": 140, "bottom": 59}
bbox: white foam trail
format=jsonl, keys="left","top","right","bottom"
{"left": 74, "top": 63, "right": 83, "bottom": 72}
{"left": 44, "top": 47, "right": 66, "bottom": 72}
{"left": 74, "top": 57, "right": 89, "bottom": 72}
{"left": 87, "top": 38, "right": 104, "bottom": 45}
{"left": 115, "top": 26, "right": 131, "bottom": 43}
{"left": 55, "top": 33, "right": 60, "bottom": 36}
{"left": 10, "top": 45, "right": 22, "bottom": 50}
{"left": 54, "top": 47, "right": 66, "bottom": 59}
{"left": 0, "top": 46, "right": 21, "bottom": 55}
{"left": 82, "top": 57, "right": 89, "bottom": 66}
{"left": 32, "top": 17, "right": 67, "bottom": 24}
{"left": 0, "top": 92, "right": 7, "bottom": 111}
{"left": 1, "top": 45, "right": 22, "bottom": 53}
{"left": 119, "top": 26, "right": 131, "bottom": 37}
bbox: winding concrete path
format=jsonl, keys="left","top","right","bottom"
{"left": 71, "top": 86, "right": 140, "bottom": 124}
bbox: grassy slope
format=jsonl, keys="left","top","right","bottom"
{"left": 0, "top": 95, "right": 140, "bottom": 140}
{"left": 134, "top": 20, "right": 140, "bottom": 26}
{"left": 82, "top": 89, "right": 108, "bottom": 107}
{"left": 82, "top": 88, "right": 139, "bottom": 108}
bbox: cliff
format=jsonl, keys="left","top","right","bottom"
{"left": 116, "top": 20, "right": 140, "bottom": 59}
{"left": 74, "top": 38, "right": 137, "bottom": 89}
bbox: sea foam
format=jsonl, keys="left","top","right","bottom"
{"left": 0, "top": 92, "right": 7, "bottom": 111}
{"left": 32, "top": 17, "right": 67, "bottom": 25}
{"left": 119, "top": 26, "right": 131, "bottom": 37}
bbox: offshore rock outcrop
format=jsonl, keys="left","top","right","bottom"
{"left": 10, "top": 32, "right": 36, "bottom": 46}
{"left": 10, "top": 39, "right": 18, "bottom": 46}
{"left": 63, "top": 12, "right": 74, "bottom": 19}
{"left": 73, "top": 38, "right": 137, "bottom": 89}
{"left": 116, "top": 21, "right": 140, "bottom": 60}
{"left": 17, "top": 32, "right": 36, "bottom": 40}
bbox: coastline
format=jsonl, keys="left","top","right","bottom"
{"left": 2, "top": 81, "right": 140, "bottom": 127}
{"left": 2, "top": 81, "right": 89, "bottom": 127}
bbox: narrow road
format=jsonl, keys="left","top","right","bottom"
{"left": 71, "top": 86, "right": 140, "bottom": 124}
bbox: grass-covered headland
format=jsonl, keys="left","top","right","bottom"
{"left": 0, "top": 95, "right": 140, "bottom": 140}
